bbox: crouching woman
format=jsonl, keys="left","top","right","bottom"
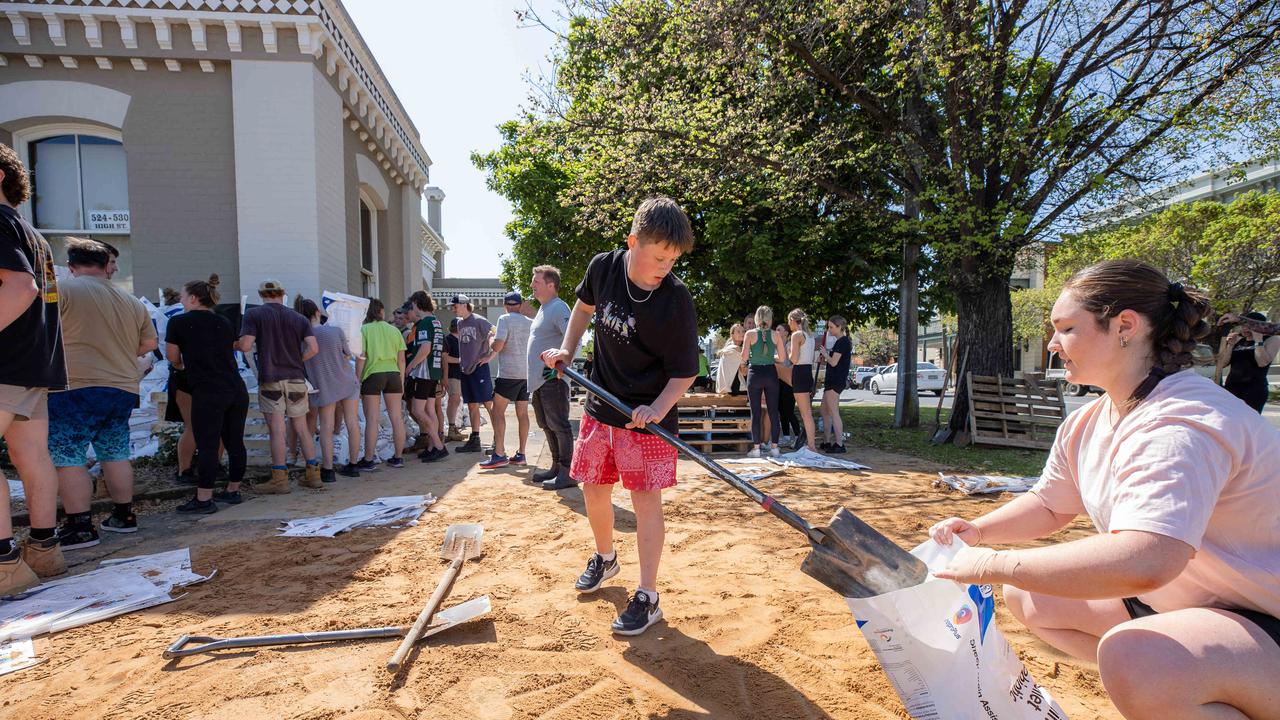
{"left": 930, "top": 260, "right": 1280, "bottom": 719}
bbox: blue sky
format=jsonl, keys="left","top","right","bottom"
{"left": 343, "top": 0, "right": 560, "bottom": 279}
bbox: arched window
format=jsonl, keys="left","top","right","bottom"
{"left": 27, "top": 133, "right": 129, "bottom": 232}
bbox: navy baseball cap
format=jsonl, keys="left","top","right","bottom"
{"left": 503, "top": 292, "right": 523, "bottom": 305}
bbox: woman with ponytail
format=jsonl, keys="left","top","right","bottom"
{"left": 927, "top": 260, "right": 1280, "bottom": 718}
{"left": 165, "top": 275, "right": 249, "bottom": 513}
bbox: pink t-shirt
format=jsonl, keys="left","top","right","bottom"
{"left": 1032, "top": 370, "right": 1280, "bottom": 616}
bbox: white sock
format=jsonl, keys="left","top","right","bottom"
{"left": 637, "top": 587, "right": 658, "bottom": 603}
{"left": 599, "top": 550, "right": 616, "bottom": 563}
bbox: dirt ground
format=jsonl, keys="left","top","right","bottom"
{"left": 0, "top": 428, "right": 1121, "bottom": 720}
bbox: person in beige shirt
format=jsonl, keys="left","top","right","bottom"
{"left": 49, "top": 238, "right": 157, "bottom": 550}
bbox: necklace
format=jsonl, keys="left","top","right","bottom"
{"left": 624, "top": 251, "right": 656, "bottom": 304}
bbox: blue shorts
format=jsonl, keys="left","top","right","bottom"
{"left": 461, "top": 364, "right": 494, "bottom": 404}
{"left": 48, "top": 387, "right": 139, "bottom": 467}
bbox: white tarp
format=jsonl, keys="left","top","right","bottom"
{"left": 724, "top": 447, "right": 870, "bottom": 471}
{"left": 322, "top": 291, "right": 370, "bottom": 358}
{"left": 6, "top": 478, "right": 22, "bottom": 502}
{"left": 277, "top": 495, "right": 437, "bottom": 538}
{"left": 934, "top": 473, "right": 1039, "bottom": 495}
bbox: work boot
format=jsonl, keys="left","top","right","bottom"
{"left": 256, "top": 468, "right": 292, "bottom": 494}
{"left": 300, "top": 463, "right": 324, "bottom": 489}
{"left": 22, "top": 535, "right": 67, "bottom": 578}
{"left": 445, "top": 426, "right": 464, "bottom": 442}
{"left": 542, "top": 467, "right": 578, "bottom": 491}
{"left": 407, "top": 435, "right": 429, "bottom": 453}
{"left": 456, "top": 433, "right": 482, "bottom": 453}
{"left": 531, "top": 464, "right": 559, "bottom": 482}
{"left": 0, "top": 546, "right": 39, "bottom": 595}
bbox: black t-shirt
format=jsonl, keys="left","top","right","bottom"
{"left": 444, "top": 335, "right": 460, "bottom": 364}
{"left": 0, "top": 205, "right": 67, "bottom": 389}
{"left": 827, "top": 335, "right": 853, "bottom": 387}
{"left": 575, "top": 249, "right": 699, "bottom": 433}
{"left": 166, "top": 311, "right": 247, "bottom": 397}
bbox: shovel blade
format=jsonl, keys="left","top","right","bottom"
{"left": 429, "top": 595, "right": 491, "bottom": 630}
{"left": 801, "top": 507, "right": 928, "bottom": 598}
{"left": 440, "top": 523, "right": 484, "bottom": 560}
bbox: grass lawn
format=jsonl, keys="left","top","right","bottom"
{"left": 837, "top": 405, "right": 1049, "bottom": 477}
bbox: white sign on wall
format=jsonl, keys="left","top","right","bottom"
{"left": 88, "top": 210, "right": 130, "bottom": 232}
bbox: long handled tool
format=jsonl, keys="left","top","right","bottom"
{"left": 386, "top": 523, "right": 484, "bottom": 673}
{"left": 162, "top": 595, "right": 491, "bottom": 660}
{"left": 560, "top": 365, "right": 927, "bottom": 597}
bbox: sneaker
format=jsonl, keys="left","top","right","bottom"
{"left": 768, "top": 444, "right": 781, "bottom": 458}
{"left": 791, "top": 434, "right": 806, "bottom": 452}
{"left": 176, "top": 498, "right": 218, "bottom": 515}
{"left": 541, "top": 470, "right": 578, "bottom": 491}
{"left": 611, "top": 590, "right": 664, "bottom": 636}
{"left": 387, "top": 456, "right": 405, "bottom": 469}
{"left": 320, "top": 468, "right": 337, "bottom": 483}
{"left": 456, "top": 435, "right": 482, "bottom": 453}
{"left": 212, "top": 489, "right": 243, "bottom": 504}
{"left": 175, "top": 468, "right": 198, "bottom": 485}
{"left": 574, "top": 553, "right": 620, "bottom": 593}
{"left": 531, "top": 465, "right": 559, "bottom": 482}
{"left": 819, "top": 441, "right": 833, "bottom": 451}
{"left": 58, "top": 522, "right": 100, "bottom": 550}
{"left": 356, "top": 458, "right": 380, "bottom": 473}
{"left": 338, "top": 463, "right": 361, "bottom": 478}
{"left": 100, "top": 514, "right": 138, "bottom": 534}
{"left": 829, "top": 444, "right": 847, "bottom": 454}
{"left": 747, "top": 446, "right": 762, "bottom": 459}
{"left": 480, "top": 454, "right": 509, "bottom": 469}
{"left": 511, "top": 453, "right": 527, "bottom": 465}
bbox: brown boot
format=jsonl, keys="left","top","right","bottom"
{"left": 407, "top": 435, "right": 429, "bottom": 453}
{"left": 256, "top": 467, "right": 292, "bottom": 494}
{"left": 21, "top": 535, "right": 67, "bottom": 578}
{"left": 300, "top": 463, "right": 324, "bottom": 489}
{"left": 0, "top": 548, "right": 40, "bottom": 595}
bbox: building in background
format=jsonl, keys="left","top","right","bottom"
{"left": 0, "top": 0, "right": 442, "bottom": 305}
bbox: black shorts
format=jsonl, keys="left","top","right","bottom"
{"left": 494, "top": 378, "right": 529, "bottom": 402}
{"left": 791, "top": 365, "right": 815, "bottom": 394}
{"left": 1123, "top": 596, "right": 1280, "bottom": 648}
{"left": 406, "top": 377, "right": 438, "bottom": 401}
{"left": 823, "top": 371, "right": 849, "bottom": 394}
{"left": 360, "top": 371, "right": 403, "bottom": 396}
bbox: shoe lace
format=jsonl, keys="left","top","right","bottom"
{"left": 625, "top": 591, "right": 652, "bottom": 615}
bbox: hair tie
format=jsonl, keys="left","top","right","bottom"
{"left": 1167, "top": 281, "right": 1184, "bottom": 301}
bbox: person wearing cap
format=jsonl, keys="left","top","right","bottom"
{"left": 442, "top": 317, "right": 465, "bottom": 441}
{"left": 237, "top": 279, "right": 321, "bottom": 493}
{"left": 480, "top": 291, "right": 533, "bottom": 469}
{"left": 1215, "top": 310, "right": 1278, "bottom": 413}
{"left": 451, "top": 294, "right": 495, "bottom": 453}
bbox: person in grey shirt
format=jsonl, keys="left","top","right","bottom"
{"left": 481, "top": 291, "right": 534, "bottom": 469}
{"left": 526, "top": 266, "right": 575, "bottom": 490}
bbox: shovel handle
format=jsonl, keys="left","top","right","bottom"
{"left": 387, "top": 542, "right": 467, "bottom": 672}
{"left": 559, "top": 364, "right": 822, "bottom": 544}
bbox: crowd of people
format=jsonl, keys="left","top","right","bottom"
{"left": 715, "top": 307, "right": 853, "bottom": 455}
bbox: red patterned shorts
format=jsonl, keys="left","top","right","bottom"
{"left": 570, "top": 414, "right": 678, "bottom": 492}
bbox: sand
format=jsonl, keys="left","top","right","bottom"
{"left": 0, "top": 440, "right": 1121, "bottom": 720}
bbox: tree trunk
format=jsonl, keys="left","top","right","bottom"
{"left": 947, "top": 271, "right": 1016, "bottom": 434}
{"left": 894, "top": 238, "right": 920, "bottom": 428}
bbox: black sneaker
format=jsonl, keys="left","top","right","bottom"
{"left": 531, "top": 466, "right": 559, "bottom": 482}
{"left": 176, "top": 498, "right": 218, "bottom": 515}
{"left": 356, "top": 458, "right": 380, "bottom": 472}
{"left": 574, "top": 553, "right": 620, "bottom": 593}
{"left": 456, "top": 435, "right": 482, "bottom": 453}
{"left": 387, "top": 456, "right": 405, "bottom": 469}
{"left": 212, "top": 490, "right": 243, "bottom": 504}
{"left": 338, "top": 463, "right": 361, "bottom": 478}
{"left": 829, "top": 444, "right": 847, "bottom": 454}
{"left": 58, "top": 522, "right": 100, "bottom": 550}
{"left": 819, "top": 441, "right": 833, "bottom": 451}
{"left": 419, "top": 447, "right": 446, "bottom": 462}
{"left": 320, "top": 468, "right": 337, "bottom": 483}
{"left": 175, "top": 468, "right": 198, "bottom": 485}
{"left": 100, "top": 514, "right": 138, "bottom": 534}
{"left": 611, "top": 590, "right": 664, "bottom": 636}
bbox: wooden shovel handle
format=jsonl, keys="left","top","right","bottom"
{"left": 386, "top": 543, "right": 467, "bottom": 672}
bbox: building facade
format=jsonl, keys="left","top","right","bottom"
{"left": 0, "top": 0, "right": 441, "bottom": 305}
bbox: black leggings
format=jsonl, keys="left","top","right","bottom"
{"left": 777, "top": 380, "right": 799, "bottom": 436}
{"left": 191, "top": 389, "right": 249, "bottom": 490}
{"left": 747, "top": 364, "right": 781, "bottom": 445}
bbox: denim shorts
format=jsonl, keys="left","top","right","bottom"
{"left": 48, "top": 386, "right": 139, "bottom": 466}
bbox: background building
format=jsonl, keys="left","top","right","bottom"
{"left": 0, "top": 0, "right": 441, "bottom": 305}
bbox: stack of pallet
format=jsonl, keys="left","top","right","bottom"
{"left": 676, "top": 393, "right": 751, "bottom": 455}
{"left": 150, "top": 391, "right": 275, "bottom": 465}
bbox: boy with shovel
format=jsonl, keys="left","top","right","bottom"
{"left": 542, "top": 197, "right": 699, "bottom": 635}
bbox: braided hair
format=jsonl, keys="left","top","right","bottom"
{"left": 1064, "top": 260, "right": 1212, "bottom": 405}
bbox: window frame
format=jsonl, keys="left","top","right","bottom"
{"left": 358, "top": 190, "right": 379, "bottom": 299}
{"left": 14, "top": 124, "right": 129, "bottom": 236}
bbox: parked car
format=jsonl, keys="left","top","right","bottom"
{"left": 1046, "top": 346, "right": 1217, "bottom": 396}
{"left": 869, "top": 362, "right": 947, "bottom": 396}
{"left": 852, "top": 365, "right": 882, "bottom": 390}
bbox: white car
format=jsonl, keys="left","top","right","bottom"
{"left": 869, "top": 362, "right": 947, "bottom": 396}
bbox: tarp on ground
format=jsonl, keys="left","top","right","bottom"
{"left": 277, "top": 495, "right": 437, "bottom": 538}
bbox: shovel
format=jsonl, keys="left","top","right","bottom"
{"left": 162, "top": 595, "right": 491, "bottom": 659}
{"left": 559, "top": 364, "right": 926, "bottom": 597}
{"left": 386, "top": 523, "right": 484, "bottom": 672}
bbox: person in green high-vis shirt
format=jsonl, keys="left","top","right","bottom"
{"left": 357, "top": 299, "right": 407, "bottom": 471}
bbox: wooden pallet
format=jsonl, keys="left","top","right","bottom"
{"left": 965, "top": 372, "right": 1065, "bottom": 450}
{"left": 677, "top": 405, "right": 752, "bottom": 454}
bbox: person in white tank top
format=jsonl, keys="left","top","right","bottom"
{"left": 786, "top": 309, "right": 817, "bottom": 451}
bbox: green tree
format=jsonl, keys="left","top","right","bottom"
{"left": 852, "top": 325, "right": 898, "bottom": 365}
